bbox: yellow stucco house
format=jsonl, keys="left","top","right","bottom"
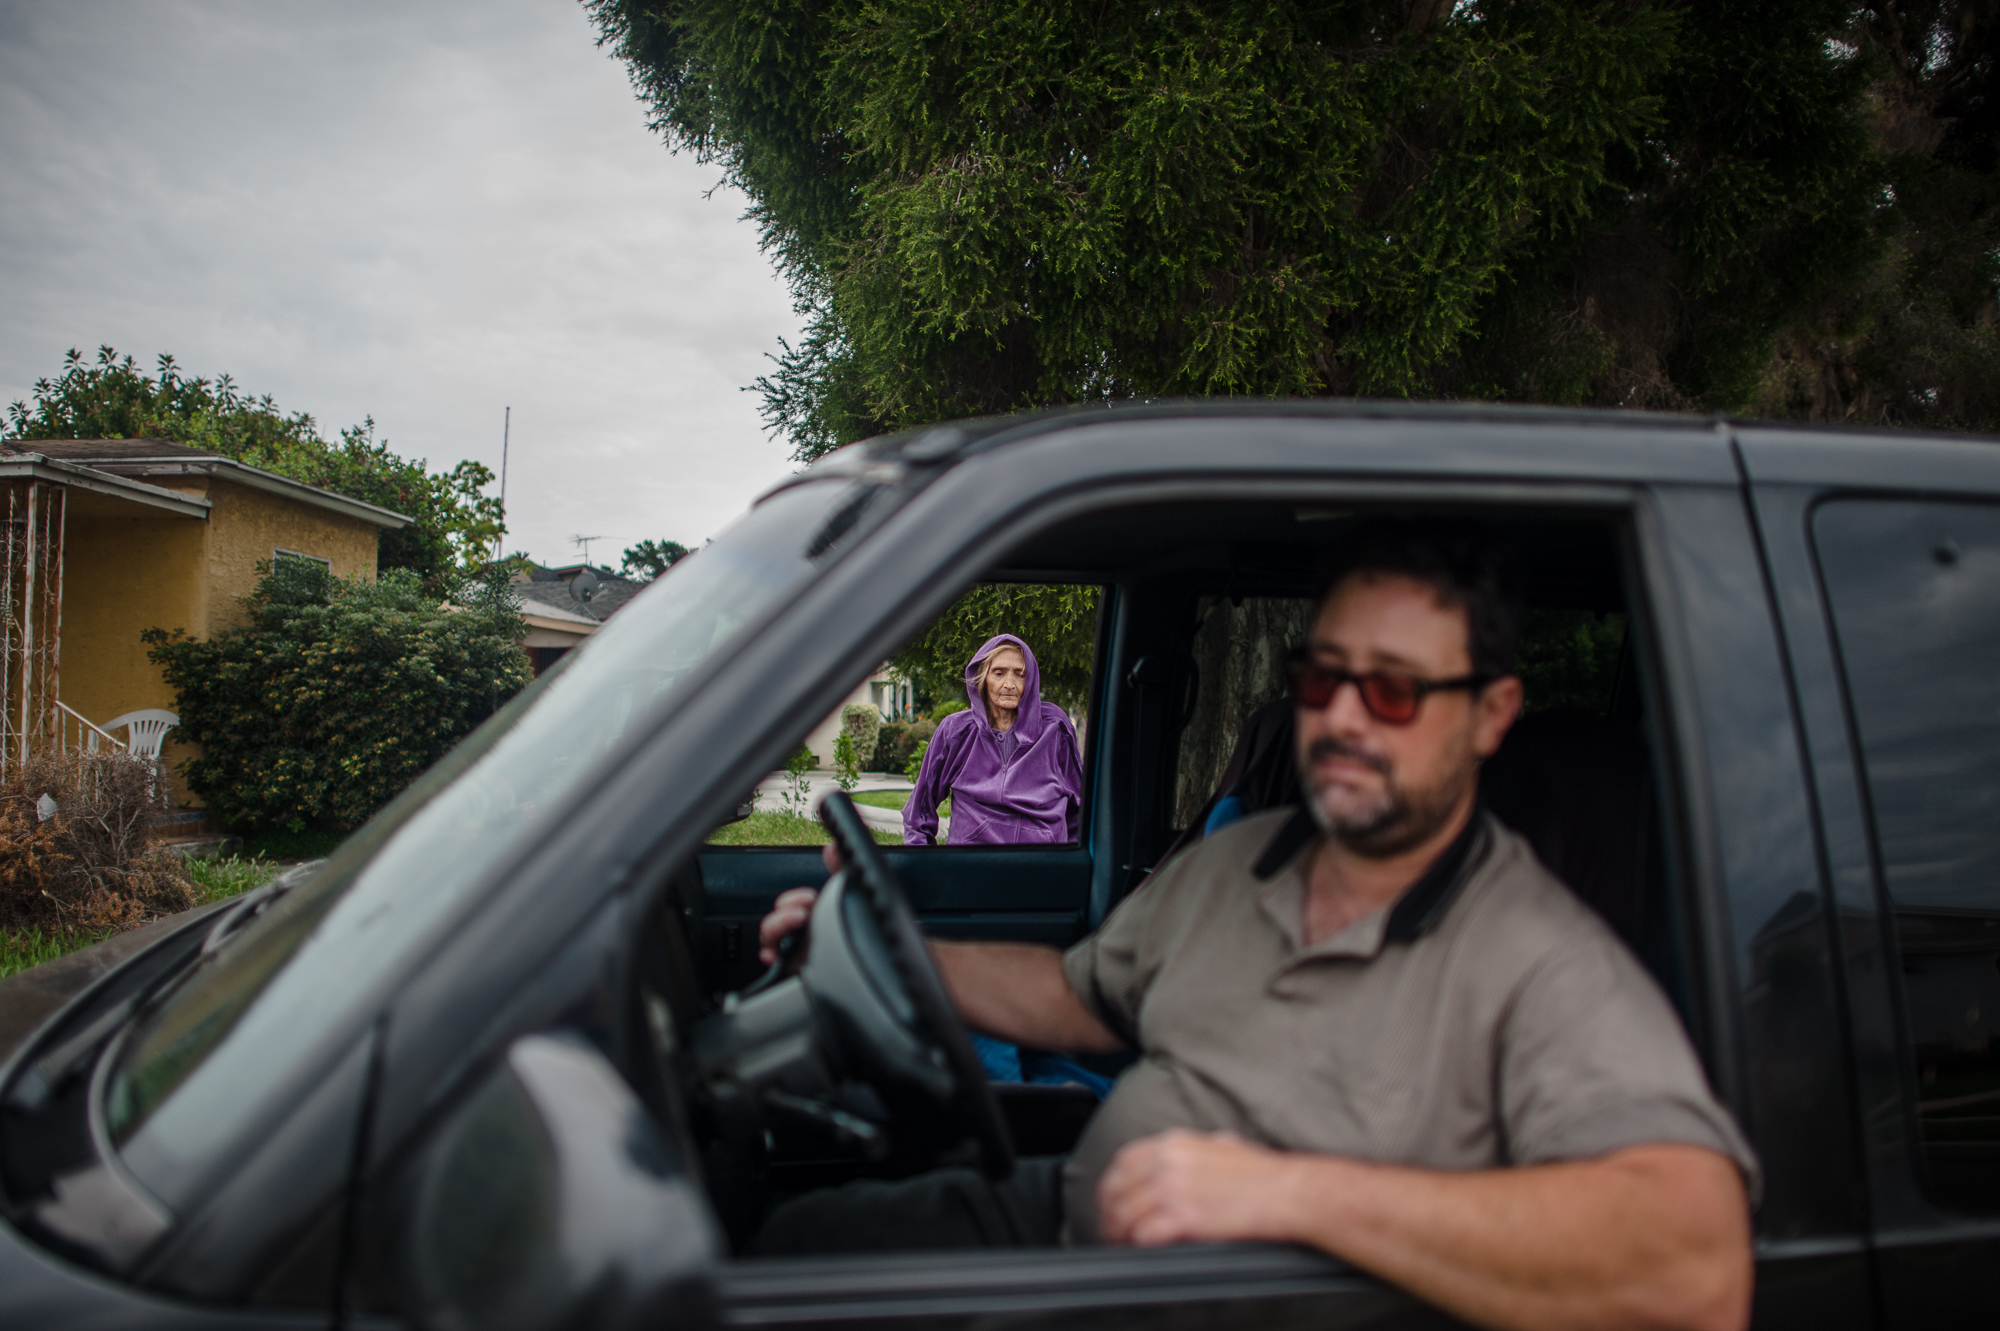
{"left": 1, "top": 439, "right": 410, "bottom": 803}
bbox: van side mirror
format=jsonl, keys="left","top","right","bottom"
{"left": 403, "top": 1033, "right": 720, "bottom": 1331}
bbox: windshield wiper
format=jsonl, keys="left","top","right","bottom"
{"left": 198, "top": 857, "right": 327, "bottom": 957}
{"left": 6, "top": 994, "right": 141, "bottom": 1113}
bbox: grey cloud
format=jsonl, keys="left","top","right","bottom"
{"left": 0, "top": 0, "right": 802, "bottom": 560}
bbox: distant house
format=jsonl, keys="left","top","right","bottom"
{"left": 511, "top": 563, "right": 647, "bottom": 675}
{"left": 0, "top": 438, "right": 410, "bottom": 796}
{"left": 801, "top": 666, "right": 914, "bottom": 770}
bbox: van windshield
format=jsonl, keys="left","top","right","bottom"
{"left": 104, "top": 479, "right": 858, "bottom": 1201}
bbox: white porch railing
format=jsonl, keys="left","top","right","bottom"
{"left": 54, "top": 699, "right": 129, "bottom": 755}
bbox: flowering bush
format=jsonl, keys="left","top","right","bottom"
{"left": 143, "top": 560, "right": 530, "bottom": 832}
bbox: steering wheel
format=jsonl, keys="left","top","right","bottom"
{"left": 816, "top": 792, "right": 1015, "bottom": 1179}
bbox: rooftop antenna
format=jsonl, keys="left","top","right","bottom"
{"left": 571, "top": 533, "right": 602, "bottom": 567}
{"left": 492, "top": 406, "right": 510, "bottom": 564}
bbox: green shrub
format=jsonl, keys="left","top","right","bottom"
{"left": 874, "top": 717, "right": 935, "bottom": 775}
{"left": 778, "top": 745, "right": 816, "bottom": 818}
{"left": 930, "top": 699, "right": 968, "bottom": 722}
{"left": 143, "top": 560, "right": 531, "bottom": 832}
{"left": 903, "top": 738, "right": 930, "bottom": 783}
{"left": 238, "top": 825, "right": 346, "bottom": 862}
{"left": 833, "top": 729, "right": 861, "bottom": 792}
{"left": 840, "top": 703, "right": 881, "bottom": 767}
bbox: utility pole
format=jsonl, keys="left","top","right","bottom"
{"left": 493, "top": 406, "right": 510, "bottom": 564}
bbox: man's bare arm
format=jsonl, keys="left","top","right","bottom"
{"left": 930, "top": 939, "right": 1125, "bottom": 1054}
{"left": 1097, "top": 1131, "right": 1751, "bottom": 1331}
{"left": 756, "top": 886, "right": 1123, "bottom": 1054}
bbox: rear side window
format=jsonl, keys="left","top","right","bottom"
{"left": 1815, "top": 498, "right": 2000, "bottom": 1214}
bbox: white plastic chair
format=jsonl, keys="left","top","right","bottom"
{"left": 105, "top": 709, "right": 179, "bottom": 759}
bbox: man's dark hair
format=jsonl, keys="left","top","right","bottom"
{"left": 1314, "top": 520, "right": 1522, "bottom": 679}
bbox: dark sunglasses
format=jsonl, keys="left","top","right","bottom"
{"left": 1285, "top": 648, "right": 1492, "bottom": 725}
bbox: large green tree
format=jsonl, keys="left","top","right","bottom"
{"left": 590, "top": 0, "right": 1999, "bottom": 453}
{"left": 891, "top": 583, "right": 1101, "bottom": 715}
{"left": 621, "top": 538, "right": 693, "bottom": 579}
{"left": 5, "top": 347, "right": 503, "bottom": 592}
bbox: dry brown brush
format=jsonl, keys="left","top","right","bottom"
{"left": 0, "top": 753, "right": 196, "bottom": 934}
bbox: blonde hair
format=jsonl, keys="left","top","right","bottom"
{"left": 974, "top": 644, "right": 1027, "bottom": 725}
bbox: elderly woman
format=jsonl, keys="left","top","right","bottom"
{"left": 904, "top": 633, "right": 1082, "bottom": 846}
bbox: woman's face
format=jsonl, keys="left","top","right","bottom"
{"left": 984, "top": 647, "right": 1027, "bottom": 714}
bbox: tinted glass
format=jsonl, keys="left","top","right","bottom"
{"left": 1815, "top": 498, "right": 2000, "bottom": 1213}
{"left": 106, "top": 480, "right": 858, "bottom": 1200}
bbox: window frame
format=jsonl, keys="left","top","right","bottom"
{"left": 271, "top": 546, "right": 331, "bottom": 570}
{"left": 656, "top": 474, "right": 1758, "bottom": 1317}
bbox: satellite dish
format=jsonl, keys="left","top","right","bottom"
{"left": 570, "top": 568, "right": 601, "bottom": 605}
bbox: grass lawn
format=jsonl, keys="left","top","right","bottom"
{"left": 0, "top": 929, "right": 101, "bottom": 981}
{"left": 0, "top": 853, "right": 288, "bottom": 982}
{"left": 183, "top": 854, "right": 287, "bottom": 903}
{"left": 847, "top": 789, "right": 950, "bottom": 815}
{"left": 706, "top": 810, "right": 899, "bottom": 846}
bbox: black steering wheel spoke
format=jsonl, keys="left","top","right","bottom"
{"left": 817, "top": 792, "right": 1015, "bottom": 1179}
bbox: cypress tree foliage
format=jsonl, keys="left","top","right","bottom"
{"left": 589, "top": 1, "right": 2000, "bottom": 453}
{"left": 1750, "top": 3, "right": 2000, "bottom": 429}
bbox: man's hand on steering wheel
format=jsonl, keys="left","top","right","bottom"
{"left": 757, "top": 845, "right": 842, "bottom": 967}
{"left": 758, "top": 888, "right": 819, "bottom": 967}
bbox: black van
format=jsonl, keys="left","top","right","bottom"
{"left": 2, "top": 404, "right": 1994, "bottom": 1328}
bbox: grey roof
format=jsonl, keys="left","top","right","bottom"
{"left": 0, "top": 451, "right": 213, "bottom": 518}
{"left": 1, "top": 438, "right": 411, "bottom": 529}
{"left": 513, "top": 566, "right": 647, "bottom": 623}
{"left": 4, "top": 438, "right": 221, "bottom": 461}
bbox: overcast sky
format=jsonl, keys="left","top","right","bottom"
{"left": 0, "top": 0, "right": 804, "bottom": 567}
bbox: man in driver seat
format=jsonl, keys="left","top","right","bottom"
{"left": 756, "top": 522, "right": 1757, "bottom": 1331}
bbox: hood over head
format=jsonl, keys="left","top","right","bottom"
{"left": 964, "top": 634, "right": 1046, "bottom": 741}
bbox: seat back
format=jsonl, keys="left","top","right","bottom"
{"left": 1478, "top": 709, "right": 1651, "bottom": 953}
{"left": 105, "top": 708, "right": 180, "bottom": 759}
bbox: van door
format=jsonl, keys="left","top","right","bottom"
{"left": 1642, "top": 474, "right": 1876, "bottom": 1327}
{"left": 1742, "top": 427, "right": 2000, "bottom": 1328}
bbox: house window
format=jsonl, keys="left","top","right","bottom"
{"left": 527, "top": 646, "right": 570, "bottom": 677}
{"left": 273, "top": 547, "right": 332, "bottom": 570}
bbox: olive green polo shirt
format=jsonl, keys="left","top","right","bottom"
{"left": 1060, "top": 807, "right": 1758, "bottom": 1243}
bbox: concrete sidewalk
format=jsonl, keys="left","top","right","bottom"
{"left": 752, "top": 771, "right": 950, "bottom": 843}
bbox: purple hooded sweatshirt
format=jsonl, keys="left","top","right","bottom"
{"left": 904, "top": 634, "right": 1082, "bottom": 846}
